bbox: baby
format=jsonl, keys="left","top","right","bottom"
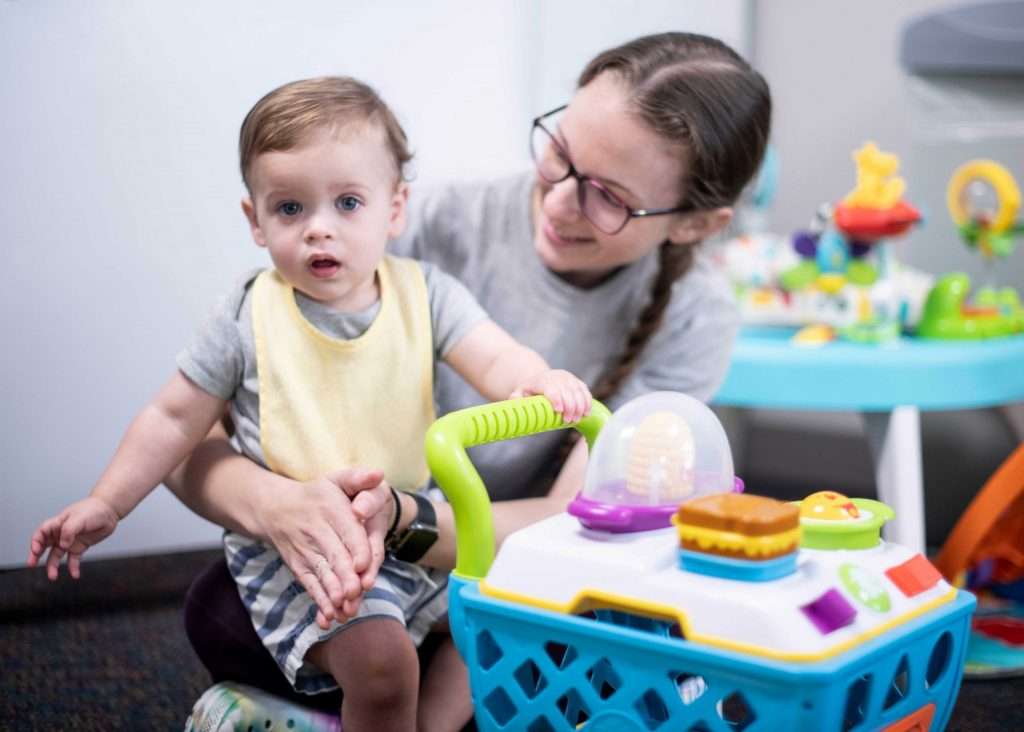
{"left": 28, "top": 76, "right": 591, "bottom": 731}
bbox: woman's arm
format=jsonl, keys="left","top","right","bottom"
{"left": 395, "top": 437, "right": 590, "bottom": 570}
{"left": 168, "top": 413, "right": 589, "bottom": 614}
{"left": 165, "top": 421, "right": 276, "bottom": 537}
{"left": 164, "top": 426, "right": 390, "bottom": 624}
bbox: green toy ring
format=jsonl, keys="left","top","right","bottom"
{"left": 798, "top": 498, "right": 895, "bottom": 550}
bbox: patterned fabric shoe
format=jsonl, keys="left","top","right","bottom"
{"left": 184, "top": 682, "right": 341, "bottom": 732}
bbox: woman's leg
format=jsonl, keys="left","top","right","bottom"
{"left": 417, "top": 635, "right": 474, "bottom": 732}
{"left": 307, "top": 617, "right": 420, "bottom": 732}
{"left": 183, "top": 557, "right": 342, "bottom": 711}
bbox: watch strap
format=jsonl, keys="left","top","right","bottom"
{"left": 386, "top": 491, "right": 438, "bottom": 563}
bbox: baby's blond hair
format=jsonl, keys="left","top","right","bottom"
{"left": 238, "top": 76, "right": 412, "bottom": 190}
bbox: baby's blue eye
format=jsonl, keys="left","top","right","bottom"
{"left": 278, "top": 201, "right": 302, "bottom": 216}
{"left": 337, "top": 196, "right": 362, "bottom": 212}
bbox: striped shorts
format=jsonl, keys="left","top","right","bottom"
{"left": 224, "top": 531, "right": 449, "bottom": 695}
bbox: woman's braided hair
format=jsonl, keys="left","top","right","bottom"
{"left": 590, "top": 244, "right": 693, "bottom": 403}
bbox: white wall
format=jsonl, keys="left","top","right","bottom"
{"left": 1, "top": 1, "right": 750, "bottom": 566}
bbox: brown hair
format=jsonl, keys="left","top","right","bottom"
{"left": 581, "top": 33, "right": 771, "bottom": 404}
{"left": 238, "top": 76, "right": 413, "bottom": 190}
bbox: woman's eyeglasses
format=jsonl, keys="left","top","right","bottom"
{"left": 530, "top": 105, "right": 693, "bottom": 235}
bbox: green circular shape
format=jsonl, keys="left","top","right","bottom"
{"left": 839, "top": 562, "right": 892, "bottom": 612}
{"left": 990, "top": 231, "right": 1018, "bottom": 258}
{"left": 780, "top": 260, "right": 820, "bottom": 292}
{"left": 846, "top": 259, "right": 878, "bottom": 286}
{"left": 798, "top": 498, "right": 894, "bottom": 550}
{"left": 975, "top": 287, "right": 999, "bottom": 308}
{"left": 839, "top": 319, "right": 901, "bottom": 345}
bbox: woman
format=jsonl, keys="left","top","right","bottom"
{"left": 172, "top": 31, "right": 771, "bottom": 730}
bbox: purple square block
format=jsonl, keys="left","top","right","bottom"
{"left": 800, "top": 588, "right": 857, "bottom": 635}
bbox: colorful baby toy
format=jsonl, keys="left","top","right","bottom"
{"left": 782, "top": 142, "right": 923, "bottom": 344}
{"left": 916, "top": 160, "right": 1024, "bottom": 339}
{"left": 718, "top": 142, "right": 932, "bottom": 345}
{"left": 427, "top": 393, "right": 975, "bottom": 731}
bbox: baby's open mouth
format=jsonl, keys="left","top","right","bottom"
{"left": 309, "top": 256, "right": 340, "bottom": 277}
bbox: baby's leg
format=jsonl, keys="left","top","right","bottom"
{"left": 307, "top": 617, "right": 419, "bottom": 732}
{"left": 417, "top": 635, "right": 473, "bottom": 732}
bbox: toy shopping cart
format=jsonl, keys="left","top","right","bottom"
{"left": 425, "top": 394, "right": 975, "bottom": 732}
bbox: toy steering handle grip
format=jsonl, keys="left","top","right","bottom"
{"left": 424, "top": 395, "right": 610, "bottom": 580}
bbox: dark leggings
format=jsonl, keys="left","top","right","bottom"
{"left": 184, "top": 558, "right": 457, "bottom": 716}
{"left": 184, "top": 557, "right": 343, "bottom": 712}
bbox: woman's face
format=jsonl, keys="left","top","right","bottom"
{"left": 531, "top": 72, "right": 689, "bottom": 288}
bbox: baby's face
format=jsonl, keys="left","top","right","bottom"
{"left": 242, "top": 124, "right": 407, "bottom": 311}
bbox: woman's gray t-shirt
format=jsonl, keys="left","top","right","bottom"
{"left": 389, "top": 171, "right": 739, "bottom": 502}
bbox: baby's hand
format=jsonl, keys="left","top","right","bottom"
{"left": 511, "top": 369, "right": 592, "bottom": 423}
{"left": 27, "top": 497, "right": 119, "bottom": 581}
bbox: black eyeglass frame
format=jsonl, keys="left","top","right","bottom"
{"left": 530, "top": 104, "right": 695, "bottom": 235}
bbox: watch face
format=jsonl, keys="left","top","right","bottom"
{"left": 391, "top": 523, "right": 439, "bottom": 563}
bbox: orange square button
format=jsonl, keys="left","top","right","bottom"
{"left": 885, "top": 554, "right": 942, "bottom": 598}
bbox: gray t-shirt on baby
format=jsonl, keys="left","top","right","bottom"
{"left": 389, "top": 172, "right": 740, "bottom": 502}
{"left": 176, "top": 260, "right": 488, "bottom": 468}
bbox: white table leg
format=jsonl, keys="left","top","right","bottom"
{"left": 998, "top": 402, "right": 1024, "bottom": 445}
{"left": 863, "top": 407, "right": 925, "bottom": 553}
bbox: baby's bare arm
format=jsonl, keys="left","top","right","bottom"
{"left": 90, "top": 371, "right": 227, "bottom": 518}
{"left": 444, "top": 320, "right": 547, "bottom": 400}
{"left": 443, "top": 319, "right": 591, "bottom": 421}
{"left": 28, "top": 371, "right": 225, "bottom": 578}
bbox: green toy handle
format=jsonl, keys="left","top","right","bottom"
{"left": 424, "top": 395, "right": 610, "bottom": 580}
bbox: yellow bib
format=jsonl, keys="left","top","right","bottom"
{"left": 252, "top": 256, "right": 435, "bottom": 489}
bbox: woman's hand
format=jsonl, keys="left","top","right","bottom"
{"left": 258, "top": 467, "right": 390, "bottom": 629}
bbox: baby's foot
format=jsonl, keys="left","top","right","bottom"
{"left": 184, "top": 681, "right": 342, "bottom": 732}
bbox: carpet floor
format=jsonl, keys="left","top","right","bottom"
{"left": 1, "top": 548, "right": 1021, "bottom": 731}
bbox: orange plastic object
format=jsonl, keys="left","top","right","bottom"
{"left": 885, "top": 554, "right": 943, "bottom": 598}
{"left": 882, "top": 703, "right": 935, "bottom": 732}
{"left": 934, "top": 443, "right": 1024, "bottom": 584}
{"left": 834, "top": 200, "right": 921, "bottom": 240}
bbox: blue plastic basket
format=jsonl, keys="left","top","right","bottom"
{"left": 448, "top": 577, "right": 973, "bottom": 732}
{"left": 425, "top": 397, "right": 976, "bottom": 732}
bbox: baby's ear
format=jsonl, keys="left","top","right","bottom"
{"left": 667, "top": 206, "right": 733, "bottom": 246}
{"left": 241, "top": 197, "right": 267, "bottom": 248}
{"left": 387, "top": 182, "right": 410, "bottom": 239}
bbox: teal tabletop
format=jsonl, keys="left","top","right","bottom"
{"left": 714, "top": 327, "right": 1024, "bottom": 411}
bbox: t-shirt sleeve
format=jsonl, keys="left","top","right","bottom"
{"left": 175, "top": 271, "right": 258, "bottom": 400}
{"left": 608, "top": 262, "right": 740, "bottom": 410}
{"left": 389, "top": 178, "right": 488, "bottom": 275}
{"left": 421, "top": 260, "right": 490, "bottom": 359}
{"left": 390, "top": 182, "right": 449, "bottom": 261}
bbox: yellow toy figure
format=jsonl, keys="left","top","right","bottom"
{"left": 834, "top": 141, "right": 919, "bottom": 238}
{"left": 781, "top": 141, "right": 922, "bottom": 345}
{"left": 843, "top": 142, "right": 907, "bottom": 210}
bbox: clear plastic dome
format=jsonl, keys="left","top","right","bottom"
{"left": 583, "top": 391, "right": 736, "bottom": 510}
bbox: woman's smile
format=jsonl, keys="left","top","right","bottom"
{"left": 542, "top": 219, "right": 593, "bottom": 248}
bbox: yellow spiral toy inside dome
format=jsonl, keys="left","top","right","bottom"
{"left": 947, "top": 160, "right": 1021, "bottom": 235}
{"left": 625, "top": 410, "right": 695, "bottom": 501}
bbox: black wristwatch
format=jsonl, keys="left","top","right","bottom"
{"left": 386, "top": 490, "right": 438, "bottom": 563}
